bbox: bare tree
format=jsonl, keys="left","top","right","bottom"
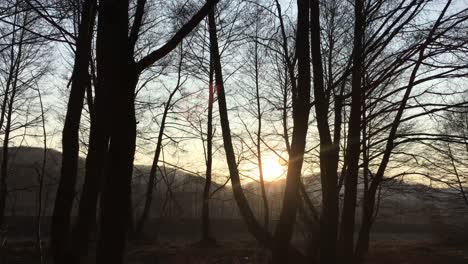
{"left": 48, "top": 0, "right": 96, "bottom": 262}
{"left": 0, "top": 0, "right": 49, "bottom": 227}
{"left": 96, "top": 0, "right": 219, "bottom": 262}
{"left": 34, "top": 84, "right": 47, "bottom": 264}
{"left": 135, "top": 44, "right": 185, "bottom": 238}
{"left": 200, "top": 48, "right": 216, "bottom": 244}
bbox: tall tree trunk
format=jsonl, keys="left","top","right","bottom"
{"left": 50, "top": 0, "right": 96, "bottom": 261}
{"left": 253, "top": 24, "right": 269, "bottom": 230}
{"left": 272, "top": 0, "right": 311, "bottom": 262}
{"left": 208, "top": 7, "right": 272, "bottom": 248}
{"left": 70, "top": 64, "right": 108, "bottom": 263}
{"left": 94, "top": 1, "right": 217, "bottom": 260}
{"left": 95, "top": 0, "right": 136, "bottom": 262}
{"left": 339, "top": 0, "right": 364, "bottom": 261}
{"left": 310, "top": 0, "right": 340, "bottom": 262}
{"left": 209, "top": 4, "right": 306, "bottom": 262}
{"left": 35, "top": 87, "right": 47, "bottom": 264}
{"left": 201, "top": 55, "right": 215, "bottom": 243}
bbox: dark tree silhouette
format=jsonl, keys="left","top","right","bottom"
{"left": 200, "top": 52, "right": 215, "bottom": 244}
{"left": 95, "top": 0, "right": 220, "bottom": 262}
{"left": 50, "top": 0, "right": 96, "bottom": 262}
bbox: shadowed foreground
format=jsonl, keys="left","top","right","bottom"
{"left": 3, "top": 239, "right": 468, "bottom": 264}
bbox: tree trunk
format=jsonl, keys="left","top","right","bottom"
{"left": 339, "top": 0, "right": 364, "bottom": 261}
{"left": 310, "top": 0, "right": 340, "bottom": 262}
{"left": 201, "top": 55, "right": 215, "bottom": 243}
{"left": 94, "top": 0, "right": 217, "bottom": 260}
{"left": 35, "top": 87, "right": 47, "bottom": 264}
{"left": 272, "top": 0, "right": 311, "bottom": 262}
{"left": 50, "top": 0, "right": 96, "bottom": 261}
{"left": 70, "top": 69, "right": 108, "bottom": 263}
{"left": 253, "top": 25, "right": 269, "bottom": 230}
{"left": 208, "top": 7, "right": 272, "bottom": 247}
{"left": 95, "top": 0, "right": 136, "bottom": 262}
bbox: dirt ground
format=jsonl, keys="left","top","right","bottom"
{"left": 4, "top": 239, "right": 468, "bottom": 263}
{"left": 125, "top": 239, "right": 468, "bottom": 264}
{"left": 365, "top": 240, "right": 468, "bottom": 264}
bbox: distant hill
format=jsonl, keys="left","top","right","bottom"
{"left": 1, "top": 147, "right": 231, "bottom": 218}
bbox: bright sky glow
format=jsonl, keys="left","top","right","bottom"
{"left": 261, "top": 156, "right": 286, "bottom": 181}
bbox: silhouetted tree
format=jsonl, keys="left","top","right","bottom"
{"left": 49, "top": 0, "right": 96, "bottom": 262}
{"left": 96, "top": 0, "right": 220, "bottom": 262}
{"left": 135, "top": 44, "right": 185, "bottom": 238}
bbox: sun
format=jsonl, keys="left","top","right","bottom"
{"left": 261, "top": 157, "right": 285, "bottom": 181}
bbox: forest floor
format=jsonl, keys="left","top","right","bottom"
{"left": 3, "top": 239, "right": 468, "bottom": 263}
{"left": 125, "top": 240, "right": 468, "bottom": 264}
{"left": 365, "top": 240, "right": 468, "bottom": 264}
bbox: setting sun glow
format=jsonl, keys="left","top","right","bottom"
{"left": 261, "top": 157, "right": 285, "bottom": 181}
